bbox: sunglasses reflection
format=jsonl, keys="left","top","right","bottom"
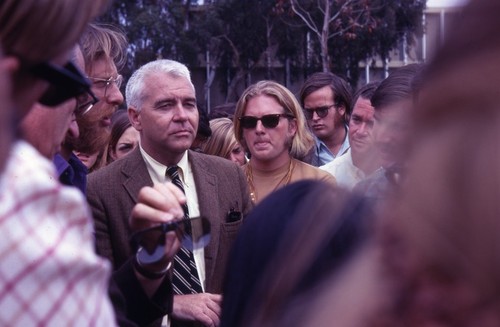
{"left": 131, "top": 217, "right": 211, "bottom": 264}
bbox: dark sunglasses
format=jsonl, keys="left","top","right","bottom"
{"left": 239, "top": 113, "right": 293, "bottom": 129}
{"left": 29, "top": 61, "right": 98, "bottom": 107}
{"left": 130, "top": 217, "right": 211, "bottom": 265}
{"left": 75, "top": 90, "right": 99, "bottom": 116}
{"left": 303, "top": 104, "right": 336, "bottom": 120}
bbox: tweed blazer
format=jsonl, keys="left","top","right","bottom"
{"left": 87, "top": 147, "right": 252, "bottom": 293}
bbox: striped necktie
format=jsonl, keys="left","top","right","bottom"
{"left": 166, "top": 165, "right": 203, "bottom": 294}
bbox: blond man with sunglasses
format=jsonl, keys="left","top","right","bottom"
{"left": 234, "top": 80, "right": 336, "bottom": 204}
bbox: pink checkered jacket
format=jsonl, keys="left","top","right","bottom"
{"left": 0, "top": 141, "right": 116, "bottom": 326}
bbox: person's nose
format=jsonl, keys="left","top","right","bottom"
{"left": 358, "top": 122, "right": 369, "bottom": 135}
{"left": 105, "top": 83, "right": 124, "bottom": 106}
{"left": 173, "top": 104, "right": 190, "bottom": 121}
{"left": 67, "top": 113, "right": 79, "bottom": 139}
{"left": 229, "top": 153, "right": 239, "bottom": 164}
{"left": 255, "top": 120, "right": 265, "bottom": 134}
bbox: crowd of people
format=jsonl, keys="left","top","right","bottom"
{"left": 1, "top": 0, "right": 499, "bottom": 326}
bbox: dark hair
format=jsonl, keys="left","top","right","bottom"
{"left": 371, "top": 64, "right": 423, "bottom": 112}
{"left": 299, "top": 72, "right": 353, "bottom": 124}
{"left": 108, "top": 109, "right": 131, "bottom": 160}
{"left": 209, "top": 103, "right": 237, "bottom": 120}
{"left": 197, "top": 107, "right": 212, "bottom": 139}
{"left": 351, "top": 81, "right": 380, "bottom": 112}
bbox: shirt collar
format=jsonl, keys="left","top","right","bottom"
{"left": 139, "top": 145, "right": 189, "bottom": 183}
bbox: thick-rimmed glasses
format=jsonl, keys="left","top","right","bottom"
{"left": 130, "top": 217, "right": 211, "bottom": 265}
{"left": 28, "top": 61, "right": 96, "bottom": 107}
{"left": 239, "top": 114, "right": 294, "bottom": 129}
{"left": 303, "top": 104, "right": 337, "bottom": 120}
{"left": 75, "top": 90, "right": 99, "bottom": 116}
{"left": 87, "top": 75, "right": 123, "bottom": 97}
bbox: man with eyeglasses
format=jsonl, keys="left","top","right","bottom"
{"left": 299, "top": 72, "right": 353, "bottom": 166}
{"left": 20, "top": 47, "right": 92, "bottom": 161}
{"left": 53, "top": 23, "right": 127, "bottom": 192}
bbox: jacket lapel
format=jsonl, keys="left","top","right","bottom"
{"left": 121, "top": 147, "right": 153, "bottom": 204}
{"left": 189, "top": 150, "right": 219, "bottom": 285}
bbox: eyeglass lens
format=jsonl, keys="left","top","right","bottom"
{"left": 104, "top": 75, "right": 123, "bottom": 96}
{"left": 90, "top": 75, "right": 123, "bottom": 97}
{"left": 240, "top": 114, "right": 286, "bottom": 129}
{"left": 303, "top": 106, "right": 333, "bottom": 120}
{"left": 130, "top": 217, "right": 211, "bottom": 264}
{"left": 75, "top": 90, "right": 99, "bottom": 115}
{"left": 31, "top": 61, "right": 93, "bottom": 107}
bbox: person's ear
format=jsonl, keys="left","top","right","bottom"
{"left": 109, "top": 148, "right": 117, "bottom": 161}
{"left": 337, "top": 104, "right": 346, "bottom": 117}
{"left": 0, "top": 55, "right": 20, "bottom": 74}
{"left": 128, "top": 107, "right": 142, "bottom": 131}
{"left": 288, "top": 117, "right": 297, "bottom": 137}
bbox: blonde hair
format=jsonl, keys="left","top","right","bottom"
{"left": 202, "top": 118, "right": 239, "bottom": 160}
{"left": 79, "top": 22, "right": 128, "bottom": 74}
{"left": 233, "top": 80, "right": 314, "bottom": 160}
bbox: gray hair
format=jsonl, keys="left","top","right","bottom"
{"left": 125, "top": 59, "right": 194, "bottom": 112}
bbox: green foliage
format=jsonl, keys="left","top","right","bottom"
{"left": 100, "top": 0, "right": 425, "bottom": 97}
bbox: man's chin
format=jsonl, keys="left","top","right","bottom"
{"left": 351, "top": 143, "right": 368, "bottom": 154}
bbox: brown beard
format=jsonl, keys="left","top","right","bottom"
{"left": 70, "top": 115, "right": 111, "bottom": 154}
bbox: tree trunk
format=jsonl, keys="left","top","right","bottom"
{"left": 225, "top": 69, "right": 246, "bottom": 103}
{"left": 321, "top": 0, "right": 331, "bottom": 72}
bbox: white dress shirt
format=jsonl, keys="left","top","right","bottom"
{"left": 320, "top": 149, "right": 366, "bottom": 190}
{"left": 140, "top": 146, "right": 206, "bottom": 291}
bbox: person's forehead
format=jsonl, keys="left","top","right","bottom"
{"left": 245, "top": 94, "right": 282, "bottom": 113}
{"left": 87, "top": 56, "right": 118, "bottom": 77}
{"left": 352, "top": 97, "right": 374, "bottom": 116}
{"left": 140, "top": 73, "right": 195, "bottom": 105}
{"left": 306, "top": 85, "right": 334, "bottom": 100}
{"left": 118, "top": 127, "right": 139, "bottom": 141}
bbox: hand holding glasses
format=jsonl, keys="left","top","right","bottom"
{"left": 239, "top": 113, "right": 294, "bottom": 129}
{"left": 130, "top": 217, "right": 211, "bottom": 266}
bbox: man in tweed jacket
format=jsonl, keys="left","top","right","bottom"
{"left": 87, "top": 59, "right": 252, "bottom": 326}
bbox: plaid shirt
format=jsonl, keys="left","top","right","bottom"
{"left": 0, "top": 141, "right": 116, "bottom": 326}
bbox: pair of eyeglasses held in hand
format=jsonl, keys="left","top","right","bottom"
{"left": 130, "top": 217, "right": 211, "bottom": 265}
